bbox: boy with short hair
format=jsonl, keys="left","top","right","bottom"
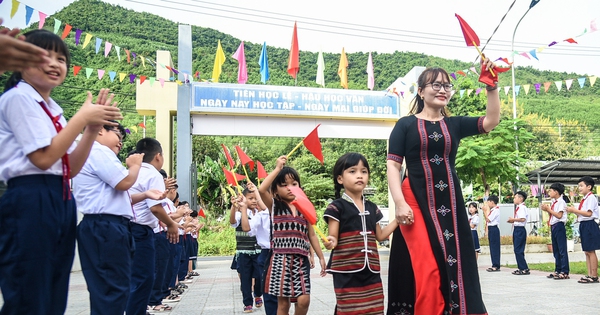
{"left": 484, "top": 195, "right": 501, "bottom": 272}
{"left": 508, "top": 191, "right": 529, "bottom": 275}
{"left": 567, "top": 176, "right": 600, "bottom": 283}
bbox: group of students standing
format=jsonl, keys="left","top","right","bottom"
{"left": 474, "top": 176, "right": 600, "bottom": 284}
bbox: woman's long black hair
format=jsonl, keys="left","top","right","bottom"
{"left": 4, "top": 29, "right": 71, "bottom": 91}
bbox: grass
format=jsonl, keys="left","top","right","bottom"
{"left": 479, "top": 235, "right": 551, "bottom": 246}
{"left": 505, "top": 262, "right": 598, "bottom": 275}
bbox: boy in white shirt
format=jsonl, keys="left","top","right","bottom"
{"left": 484, "top": 195, "right": 501, "bottom": 272}
{"left": 508, "top": 191, "right": 529, "bottom": 275}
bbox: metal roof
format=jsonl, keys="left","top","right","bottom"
{"left": 526, "top": 159, "right": 600, "bottom": 186}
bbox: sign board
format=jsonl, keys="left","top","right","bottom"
{"left": 192, "top": 83, "right": 399, "bottom": 120}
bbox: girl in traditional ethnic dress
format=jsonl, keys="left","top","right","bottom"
{"left": 386, "top": 58, "right": 500, "bottom": 315}
{"left": 258, "top": 155, "right": 326, "bottom": 315}
{"left": 324, "top": 153, "right": 397, "bottom": 315}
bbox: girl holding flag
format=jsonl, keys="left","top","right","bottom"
{"left": 323, "top": 152, "right": 398, "bottom": 315}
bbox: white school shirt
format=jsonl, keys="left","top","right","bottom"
{"left": 469, "top": 214, "right": 479, "bottom": 231}
{"left": 153, "top": 198, "right": 175, "bottom": 233}
{"left": 248, "top": 209, "right": 271, "bottom": 249}
{"left": 129, "top": 163, "right": 165, "bottom": 228}
{"left": 72, "top": 142, "right": 133, "bottom": 219}
{"left": 487, "top": 206, "right": 500, "bottom": 226}
{"left": 513, "top": 203, "right": 528, "bottom": 227}
{"left": 549, "top": 198, "right": 568, "bottom": 226}
{"left": 577, "top": 192, "right": 599, "bottom": 222}
{"left": 0, "top": 82, "right": 76, "bottom": 182}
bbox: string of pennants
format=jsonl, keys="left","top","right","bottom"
{"left": 3, "top": 0, "right": 189, "bottom": 86}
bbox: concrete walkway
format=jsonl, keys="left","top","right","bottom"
{"left": 1, "top": 250, "right": 599, "bottom": 314}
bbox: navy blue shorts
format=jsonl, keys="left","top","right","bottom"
{"left": 579, "top": 220, "right": 600, "bottom": 251}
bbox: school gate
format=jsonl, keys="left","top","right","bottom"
{"left": 135, "top": 25, "right": 419, "bottom": 208}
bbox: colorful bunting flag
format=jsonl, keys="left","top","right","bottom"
{"left": 338, "top": 48, "right": 348, "bottom": 89}
{"left": 73, "top": 65, "right": 81, "bottom": 76}
{"left": 109, "top": 71, "right": 116, "bottom": 82}
{"left": 534, "top": 83, "right": 540, "bottom": 94}
{"left": 82, "top": 33, "right": 93, "bottom": 49}
{"left": 578, "top": 77, "right": 586, "bottom": 88}
{"left": 554, "top": 81, "right": 562, "bottom": 91}
{"left": 38, "top": 12, "right": 46, "bottom": 29}
{"left": 590, "top": 76, "right": 597, "bottom": 87}
{"left": 25, "top": 5, "right": 33, "bottom": 25}
{"left": 85, "top": 67, "right": 93, "bottom": 79}
{"left": 529, "top": 49, "right": 538, "bottom": 60}
{"left": 212, "top": 40, "right": 226, "bottom": 83}
{"left": 565, "top": 79, "right": 573, "bottom": 90}
{"left": 97, "top": 69, "right": 105, "bottom": 80}
{"left": 115, "top": 46, "right": 121, "bottom": 61}
{"left": 119, "top": 73, "right": 126, "bottom": 82}
{"left": 316, "top": 50, "right": 325, "bottom": 87}
{"left": 564, "top": 38, "right": 577, "bottom": 44}
{"left": 104, "top": 41, "right": 112, "bottom": 57}
{"left": 95, "top": 38, "right": 102, "bottom": 54}
{"left": 75, "top": 29, "right": 82, "bottom": 45}
{"left": 287, "top": 22, "right": 300, "bottom": 79}
{"left": 149, "top": 77, "right": 156, "bottom": 86}
{"left": 523, "top": 84, "right": 530, "bottom": 95}
{"left": 129, "top": 74, "right": 136, "bottom": 84}
{"left": 198, "top": 207, "right": 206, "bottom": 219}
{"left": 515, "top": 85, "right": 521, "bottom": 96}
{"left": 60, "top": 24, "right": 72, "bottom": 40}
{"left": 140, "top": 75, "right": 147, "bottom": 85}
{"left": 259, "top": 42, "right": 270, "bottom": 84}
{"left": 159, "top": 78, "right": 165, "bottom": 87}
{"left": 125, "top": 49, "right": 130, "bottom": 63}
{"left": 232, "top": 41, "right": 248, "bottom": 84}
{"left": 544, "top": 82, "right": 551, "bottom": 93}
{"left": 367, "top": 52, "right": 374, "bottom": 91}
{"left": 53, "top": 19, "right": 61, "bottom": 34}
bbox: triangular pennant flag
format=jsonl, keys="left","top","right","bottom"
{"left": 183, "top": 73, "right": 189, "bottom": 82}
{"left": 466, "top": 89, "right": 473, "bottom": 96}
{"left": 537, "top": 47, "right": 545, "bottom": 53}
{"left": 175, "top": 80, "right": 182, "bottom": 86}
{"left": 529, "top": 49, "right": 538, "bottom": 60}
{"left": 10, "top": 0, "right": 20, "bottom": 18}
{"left": 400, "top": 91, "right": 404, "bottom": 98}
{"left": 130, "top": 126, "right": 138, "bottom": 133}
{"left": 235, "top": 145, "right": 254, "bottom": 171}
{"left": 256, "top": 160, "right": 267, "bottom": 180}
{"left": 138, "top": 122, "right": 146, "bottom": 129}
{"left": 115, "top": 46, "right": 121, "bottom": 61}
{"left": 287, "top": 22, "right": 300, "bottom": 78}
{"left": 288, "top": 185, "right": 317, "bottom": 225}
{"left": 198, "top": 207, "right": 206, "bottom": 219}
{"left": 450, "top": 73, "right": 457, "bottom": 80}
{"left": 38, "top": 12, "right": 47, "bottom": 29}
{"left": 459, "top": 90, "right": 465, "bottom": 98}
{"left": 125, "top": 128, "right": 131, "bottom": 135}
{"left": 515, "top": 85, "right": 521, "bottom": 96}
{"left": 454, "top": 14, "right": 480, "bottom": 46}
{"left": 104, "top": 41, "right": 112, "bottom": 57}
{"left": 109, "top": 71, "right": 116, "bottom": 82}
{"left": 534, "top": 83, "right": 541, "bottom": 94}
{"left": 97, "top": 69, "right": 105, "bottom": 80}
{"left": 564, "top": 38, "right": 577, "bottom": 44}
{"left": 119, "top": 73, "right": 126, "bottom": 82}
{"left": 469, "top": 67, "right": 477, "bottom": 75}
{"left": 73, "top": 65, "right": 82, "bottom": 76}
{"left": 60, "top": 24, "right": 72, "bottom": 40}
{"left": 25, "top": 5, "right": 33, "bottom": 25}
{"left": 475, "top": 88, "right": 481, "bottom": 96}
{"left": 125, "top": 49, "right": 131, "bottom": 63}
{"left": 577, "top": 77, "right": 586, "bottom": 88}
{"left": 548, "top": 41, "right": 558, "bottom": 47}
{"left": 565, "top": 79, "right": 573, "bottom": 91}
{"left": 544, "top": 82, "right": 551, "bottom": 93}
{"left": 140, "top": 75, "right": 147, "bottom": 85}
{"left": 159, "top": 78, "right": 165, "bottom": 87}
{"left": 83, "top": 33, "right": 93, "bottom": 49}
{"left": 95, "top": 38, "right": 102, "bottom": 54}
{"left": 520, "top": 52, "right": 530, "bottom": 59}
{"left": 132, "top": 52, "right": 137, "bottom": 62}
{"left": 149, "top": 77, "right": 156, "bottom": 86}
{"left": 457, "top": 70, "right": 467, "bottom": 77}
{"left": 222, "top": 167, "right": 246, "bottom": 187}
{"left": 503, "top": 86, "right": 510, "bottom": 95}
{"left": 85, "top": 68, "right": 93, "bottom": 79}
{"left": 338, "top": 48, "right": 349, "bottom": 89}
{"left": 302, "top": 124, "right": 324, "bottom": 164}
{"left": 140, "top": 56, "right": 146, "bottom": 68}
{"left": 221, "top": 144, "right": 235, "bottom": 169}
{"left": 75, "top": 29, "right": 82, "bottom": 45}
{"left": 591, "top": 19, "right": 598, "bottom": 33}
{"left": 53, "top": 19, "right": 61, "bottom": 34}
{"left": 523, "top": 84, "right": 530, "bottom": 95}
{"left": 554, "top": 81, "right": 562, "bottom": 91}
{"left": 129, "top": 74, "right": 136, "bottom": 84}
{"left": 590, "top": 76, "right": 597, "bottom": 87}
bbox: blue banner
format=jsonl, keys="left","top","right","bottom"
{"left": 192, "top": 83, "right": 399, "bottom": 120}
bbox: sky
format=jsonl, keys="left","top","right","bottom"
{"left": 2, "top": 0, "right": 599, "bottom": 78}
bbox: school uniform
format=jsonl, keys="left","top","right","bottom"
{"left": 72, "top": 142, "right": 135, "bottom": 315}
{"left": 233, "top": 209, "right": 263, "bottom": 308}
{"left": 487, "top": 206, "right": 501, "bottom": 269}
{"left": 548, "top": 197, "right": 569, "bottom": 274}
{"left": 248, "top": 209, "right": 274, "bottom": 313}
{"left": 577, "top": 192, "right": 600, "bottom": 252}
{"left": 513, "top": 203, "right": 529, "bottom": 271}
{"left": 469, "top": 213, "right": 481, "bottom": 253}
{"left": 126, "top": 163, "right": 165, "bottom": 315}
{"left": 0, "top": 82, "right": 77, "bottom": 315}
{"left": 149, "top": 199, "right": 175, "bottom": 307}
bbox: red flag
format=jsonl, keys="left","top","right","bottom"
{"left": 140, "top": 75, "right": 147, "bottom": 84}
{"left": 479, "top": 65, "right": 510, "bottom": 86}
{"left": 73, "top": 65, "right": 82, "bottom": 76}
{"left": 198, "top": 207, "right": 206, "bottom": 218}
{"left": 138, "top": 122, "right": 146, "bottom": 129}
{"left": 288, "top": 186, "right": 317, "bottom": 225}
{"left": 455, "top": 14, "right": 480, "bottom": 46}
{"left": 287, "top": 22, "right": 300, "bottom": 78}
{"left": 235, "top": 145, "right": 255, "bottom": 171}
{"left": 222, "top": 167, "right": 246, "bottom": 186}
{"left": 61, "top": 24, "right": 72, "bottom": 40}
{"left": 221, "top": 144, "right": 235, "bottom": 169}
{"left": 303, "top": 124, "right": 323, "bottom": 164}
{"left": 564, "top": 38, "right": 578, "bottom": 44}
{"left": 256, "top": 160, "right": 268, "bottom": 180}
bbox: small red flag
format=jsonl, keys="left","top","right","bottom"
{"left": 140, "top": 75, "right": 147, "bottom": 84}
{"left": 61, "top": 24, "right": 72, "bottom": 40}
{"left": 479, "top": 65, "right": 510, "bottom": 86}
{"left": 235, "top": 145, "right": 255, "bottom": 171}
{"left": 564, "top": 38, "right": 578, "bottom": 44}
{"left": 288, "top": 186, "right": 317, "bottom": 225}
{"left": 455, "top": 14, "right": 480, "bottom": 47}
{"left": 73, "top": 65, "right": 82, "bottom": 76}
{"left": 221, "top": 144, "right": 235, "bottom": 170}
{"left": 287, "top": 22, "right": 300, "bottom": 78}
{"left": 125, "top": 49, "right": 131, "bottom": 64}
{"left": 256, "top": 160, "right": 268, "bottom": 180}
{"left": 303, "top": 124, "right": 324, "bottom": 164}
{"left": 198, "top": 207, "right": 206, "bottom": 218}
{"left": 138, "top": 122, "right": 146, "bottom": 129}
{"left": 222, "top": 167, "right": 246, "bottom": 186}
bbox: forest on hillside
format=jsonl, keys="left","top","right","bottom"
{"left": 1, "top": 0, "right": 599, "bottom": 214}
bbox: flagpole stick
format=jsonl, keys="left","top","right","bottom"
{"left": 473, "top": 41, "right": 496, "bottom": 77}
{"left": 286, "top": 140, "right": 304, "bottom": 159}
{"left": 313, "top": 225, "right": 329, "bottom": 244}
{"left": 242, "top": 165, "right": 250, "bottom": 183}
{"left": 231, "top": 165, "right": 243, "bottom": 195}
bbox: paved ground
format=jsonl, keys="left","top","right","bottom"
{"left": 2, "top": 250, "right": 599, "bottom": 314}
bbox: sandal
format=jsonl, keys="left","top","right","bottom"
{"left": 547, "top": 272, "right": 558, "bottom": 279}
{"left": 553, "top": 273, "right": 569, "bottom": 280}
{"left": 512, "top": 269, "right": 530, "bottom": 275}
{"left": 578, "top": 276, "right": 599, "bottom": 283}
{"left": 486, "top": 267, "right": 500, "bottom": 272}
{"left": 163, "top": 294, "right": 181, "bottom": 303}
{"left": 150, "top": 304, "right": 172, "bottom": 312}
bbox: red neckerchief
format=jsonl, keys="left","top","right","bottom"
{"left": 549, "top": 199, "right": 558, "bottom": 227}
{"left": 38, "top": 101, "right": 70, "bottom": 200}
{"left": 579, "top": 192, "right": 592, "bottom": 210}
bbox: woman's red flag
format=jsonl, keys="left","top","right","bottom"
{"left": 455, "top": 14, "right": 480, "bottom": 47}
{"left": 303, "top": 124, "right": 324, "bottom": 164}
{"left": 256, "top": 160, "right": 268, "bottom": 179}
{"left": 288, "top": 186, "right": 317, "bottom": 225}
{"left": 221, "top": 144, "right": 235, "bottom": 169}
{"left": 235, "top": 145, "right": 255, "bottom": 171}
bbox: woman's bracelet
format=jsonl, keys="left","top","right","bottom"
{"left": 486, "top": 83, "right": 498, "bottom": 91}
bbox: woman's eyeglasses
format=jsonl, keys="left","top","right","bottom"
{"left": 426, "top": 82, "right": 454, "bottom": 92}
